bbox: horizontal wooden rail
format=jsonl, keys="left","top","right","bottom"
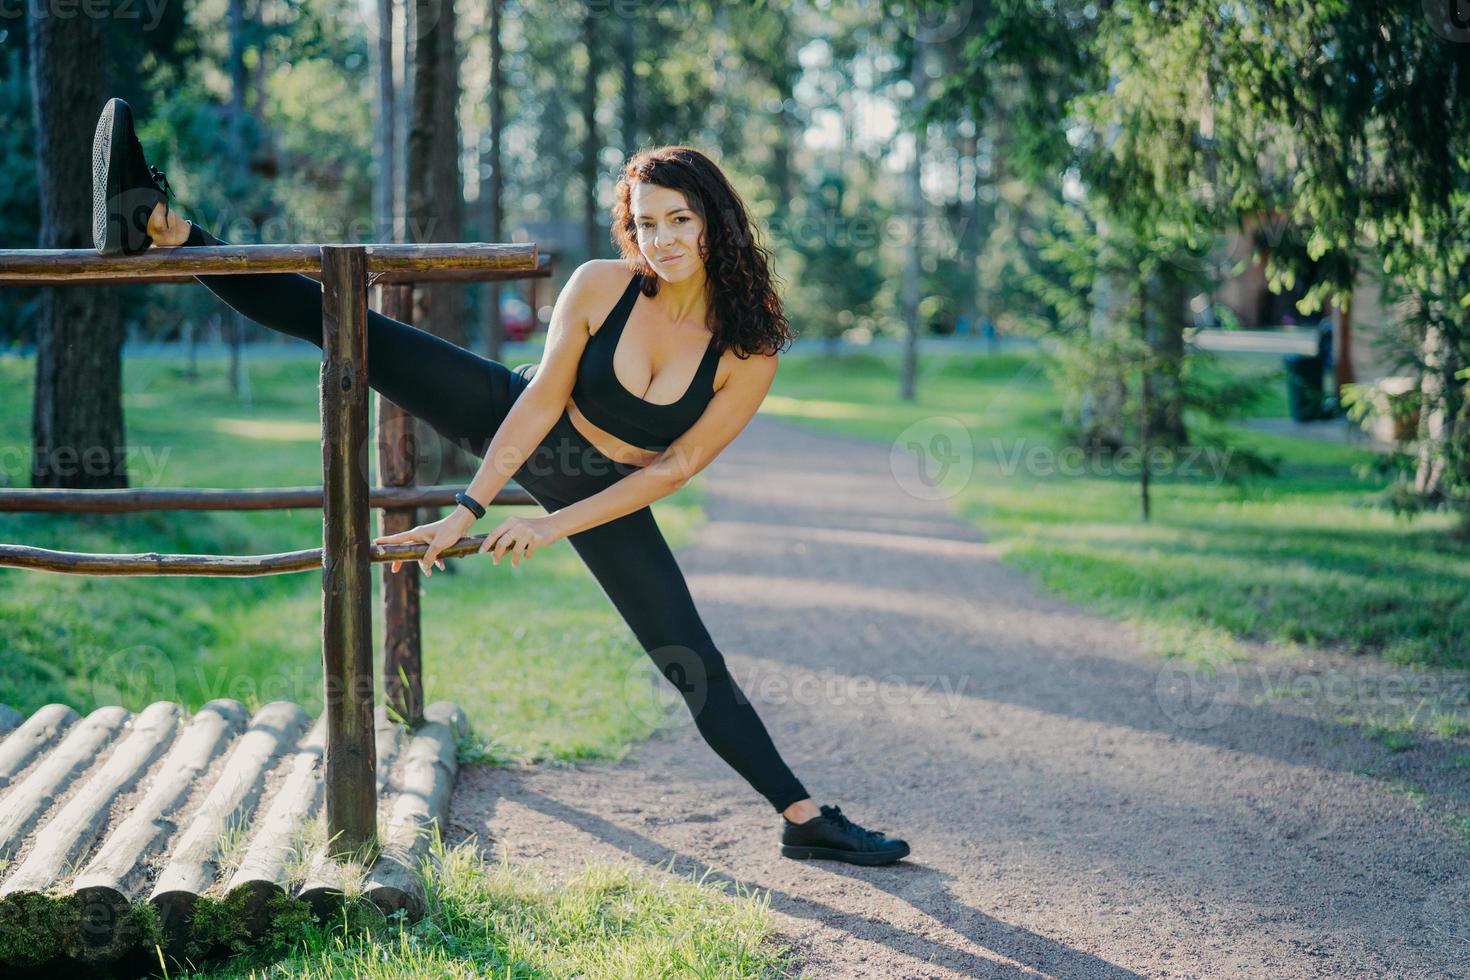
{"left": 0, "top": 262, "right": 552, "bottom": 289}
{"left": 0, "top": 534, "right": 502, "bottom": 577}
{"left": 0, "top": 242, "right": 537, "bottom": 285}
{"left": 0, "top": 483, "right": 535, "bottom": 513}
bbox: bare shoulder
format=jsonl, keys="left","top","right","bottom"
{"left": 566, "top": 259, "right": 639, "bottom": 337}
{"left": 575, "top": 258, "right": 636, "bottom": 285}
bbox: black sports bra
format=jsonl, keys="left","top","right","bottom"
{"left": 570, "top": 271, "right": 720, "bottom": 452}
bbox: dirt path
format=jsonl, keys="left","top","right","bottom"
{"left": 448, "top": 414, "right": 1470, "bottom": 979}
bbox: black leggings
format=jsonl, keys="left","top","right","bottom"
{"left": 181, "top": 222, "right": 811, "bottom": 814}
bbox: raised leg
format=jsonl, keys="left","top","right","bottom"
{"left": 179, "top": 221, "right": 526, "bottom": 457}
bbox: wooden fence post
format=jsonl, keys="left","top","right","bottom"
{"left": 373, "top": 282, "right": 424, "bottom": 728}
{"left": 320, "top": 246, "right": 377, "bottom": 856}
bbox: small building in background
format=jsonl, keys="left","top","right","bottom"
{"left": 1213, "top": 212, "right": 1399, "bottom": 383}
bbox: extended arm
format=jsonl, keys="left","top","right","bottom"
{"left": 459, "top": 380, "right": 563, "bottom": 509}
{"left": 374, "top": 262, "right": 605, "bottom": 573}
{"left": 540, "top": 458, "right": 684, "bottom": 538}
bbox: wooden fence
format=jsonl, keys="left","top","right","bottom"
{"left": 0, "top": 240, "right": 550, "bottom": 857}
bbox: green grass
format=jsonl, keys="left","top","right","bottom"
{"left": 0, "top": 351, "right": 792, "bottom": 977}
{"left": 162, "top": 831, "right": 790, "bottom": 979}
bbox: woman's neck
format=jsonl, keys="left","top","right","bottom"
{"left": 653, "top": 265, "right": 710, "bottom": 330}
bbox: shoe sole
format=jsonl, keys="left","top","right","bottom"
{"left": 92, "top": 98, "right": 155, "bottom": 257}
{"left": 780, "top": 843, "right": 910, "bottom": 866}
{"left": 91, "top": 99, "right": 117, "bottom": 254}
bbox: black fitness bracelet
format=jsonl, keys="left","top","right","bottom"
{"left": 453, "top": 490, "right": 486, "bottom": 520}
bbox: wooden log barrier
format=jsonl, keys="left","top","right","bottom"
{"left": 69, "top": 700, "right": 250, "bottom": 963}
{"left": 218, "top": 706, "right": 406, "bottom": 938}
{"left": 295, "top": 701, "right": 463, "bottom": 922}
{"left": 0, "top": 704, "right": 78, "bottom": 791}
{"left": 222, "top": 715, "right": 327, "bottom": 936}
{"left": 0, "top": 702, "right": 182, "bottom": 898}
{"left": 373, "top": 703, "right": 407, "bottom": 799}
{"left": 0, "top": 698, "right": 465, "bottom": 968}
{"left": 148, "top": 701, "right": 310, "bottom": 953}
{"left": 363, "top": 701, "right": 467, "bottom": 918}
{"left": 0, "top": 706, "right": 131, "bottom": 859}
{"left": 319, "top": 244, "right": 377, "bottom": 858}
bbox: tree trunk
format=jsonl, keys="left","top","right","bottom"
{"left": 1448, "top": 375, "right": 1470, "bottom": 527}
{"left": 183, "top": 318, "right": 197, "bottom": 380}
{"left": 1077, "top": 219, "right": 1128, "bottom": 453}
{"left": 619, "top": 4, "right": 638, "bottom": 155}
{"left": 1414, "top": 324, "right": 1447, "bottom": 501}
{"left": 1139, "top": 360, "right": 1152, "bottom": 521}
{"left": 900, "top": 35, "right": 925, "bottom": 402}
{"left": 372, "top": 0, "right": 397, "bottom": 242}
{"left": 1145, "top": 264, "right": 1189, "bottom": 448}
{"left": 27, "top": 0, "right": 127, "bottom": 489}
{"left": 771, "top": 67, "right": 796, "bottom": 214}
{"left": 766, "top": 8, "right": 798, "bottom": 215}
{"left": 582, "top": 1, "right": 603, "bottom": 262}
{"left": 1332, "top": 293, "right": 1355, "bottom": 396}
{"left": 395, "top": 0, "right": 415, "bottom": 243}
{"left": 479, "top": 0, "right": 505, "bottom": 362}
{"left": 418, "top": 0, "right": 465, "bottom": 348}
{"left": 1413, "top": 321, "right": 1468, "bottom": 515}
{"left": 956, "top": 130, "right": 982, "bottom": 337}
{"left": 228, "top": 0, "right": 250, "bottom": 401}
{"left": 408, "top": 0, "right": 472, "bottom": 481}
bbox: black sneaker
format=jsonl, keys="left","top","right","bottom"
{"left": 780, "top": 804, "right": 910, "bottom": 866}
{"left": 92, "top": 97, "right": 175, "bottom": 256}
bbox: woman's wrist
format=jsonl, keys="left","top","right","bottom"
{"left": 453, "top": 489, "right": 487, "bottom": 521}
{"left": 543, "top": 510, "right": 568, "bottom": 541}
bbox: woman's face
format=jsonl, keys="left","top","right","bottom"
{"left": 631, "top": 181, "right": 707, "bottom": 283}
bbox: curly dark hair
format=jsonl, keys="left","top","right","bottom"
{"left": 611, "top": 145, "right": 795, "bottom": 358}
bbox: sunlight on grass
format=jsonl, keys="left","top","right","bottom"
{"left": 213, "top": 417, "right": 325, "bottom": 442}
{"left": 758, "top": 391, "right": 956, "bottom": 423}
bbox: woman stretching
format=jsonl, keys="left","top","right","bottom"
{"left": 92, "top": 97, "right": 909, "bottom": 866}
